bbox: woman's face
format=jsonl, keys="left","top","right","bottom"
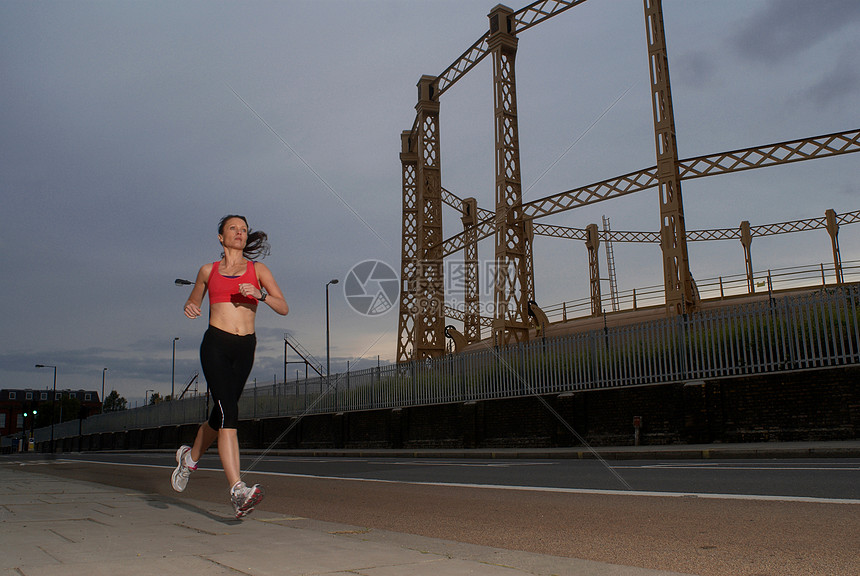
{"left": 219, "top": 217, "right": 248, "bottom": 249}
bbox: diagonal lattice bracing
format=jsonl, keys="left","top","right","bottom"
{"left": 680, "top": 130, "right": 860, "bottom": 180}
{"left": 397, "top": 132, "right": 419, "bottom": 364}
{"left": 442, "top": 187, "right": 495, "bottom": 220}
{"left": 439, "top": 128, "right": 860, "bottom": 258}
{"left": 512, "top": 0, "right": 589, "bottom": 32}
{"left": 531, "top": 223, "right": 588, "bottom": 241}
{"left": 435, "top": 1, "right": 588, "bottom": 99}
{"left": 531, "top": 210, "right": 860, "bottom": 245}
{"left": 399, "top": 0, "right": 858, "bottom": 360}
{"left": 444, "top": 304, "right": 494, "bottom": 327}
{"left": 489, "top": 7, "right": 531, "bottom": 345}
{"left": 523, "top": 167, "right": 659, "bottom": 219}
{"left": 436, "top": 34, "right": 491, "bottom": 98}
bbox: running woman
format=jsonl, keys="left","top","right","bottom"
{"left": 172, "top": 214, "right": 288, "bottom": 518}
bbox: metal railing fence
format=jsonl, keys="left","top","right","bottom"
{"left": 37, "top": 283, "right": 860, "bottom": 443}
{"left": 543, "top": 260, "right": 860, "bottom": 321}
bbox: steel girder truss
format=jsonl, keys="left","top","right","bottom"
{"left": 441, "top": 209, "right": 860, "bottom": 328}
{"left": 397, "top": 0, "right": 860, "bottom": 362}
{"left": 514, "top": 209, "right": 860, "bottom": 244}
{"left": 435, "top": 0, "right": 590, "bottom": 98}
{"left": 440, "top": 129, "right": 860, "bottom": 257}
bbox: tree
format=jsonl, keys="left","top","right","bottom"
{"left": 59, "top": 396, "right": 81, "bottom": 423}
{"left": 148, "top": 392, "right": 163, "bottom": 405}
{"left": 33, "top": 396, "right": 81, "bottom": 426}
{"left": 103, "top": 390, "right": 127, "bottom": 412}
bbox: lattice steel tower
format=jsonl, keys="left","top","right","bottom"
{"left": 489, "top": 5, "right": 532, "bottom": 346}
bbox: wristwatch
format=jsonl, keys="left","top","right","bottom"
{"left": 258, "top": 288, "right": 268, "bottom": 302}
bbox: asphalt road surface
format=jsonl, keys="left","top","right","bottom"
{"left": 13, "top": 452, "right": 860, "bottom": 576}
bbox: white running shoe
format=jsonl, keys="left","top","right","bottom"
{"left": 231, "top": 481, "right": 264, "bottom": 519}
{"left": 171, "top": 445, "right": 196, "bottom": 492}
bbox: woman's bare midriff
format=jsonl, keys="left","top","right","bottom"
{"left": 209, "top": 302, "right": 257, "bottom": 336}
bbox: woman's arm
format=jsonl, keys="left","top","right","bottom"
{"left": 183, "top": 264, "right": 211, "bottom": 319}
{"left": 251, "top": 262, "right": 289, "bottom": 316}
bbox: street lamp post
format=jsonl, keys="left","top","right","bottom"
{"left": 172, "top": 337, "right": 180, "bottom": 399}
{"left": 325, "top": 279, "right": 339, "bottom": 379}
{"left": 145, "top": 389, "right": 154, "bottom": 406}
{"left": 34, "top": 364, "right": 57, "bottom": 453}
{"left": 101, "top": 367, "right": 108, "bottom": 411}
{"left": 26, "top": 407, "right": 37, "bottom": 451}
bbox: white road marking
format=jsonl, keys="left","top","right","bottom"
{"left": 615, "top": 463, "right": 860, "bottom": 471}
{"left": 49, "top": 458, "right": 860, "bottom": 505}
{"left": 382, "top": 461, "right": 555, "bottom": 468}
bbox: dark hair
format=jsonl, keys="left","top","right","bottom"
{"left": 218, "top": 214, "right": 270, "bottom": 260}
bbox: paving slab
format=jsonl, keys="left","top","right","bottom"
{"left": 1, "top": 463, "right": 698, "bottom": 576}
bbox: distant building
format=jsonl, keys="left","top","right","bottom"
{"left": 0, "top": 388, "right": 101, "bottom": 439}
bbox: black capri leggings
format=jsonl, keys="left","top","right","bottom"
{"left": 199, "top": 326, "right": 256, "bottom": 430}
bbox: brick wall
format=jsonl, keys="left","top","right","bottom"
{"left": 714, "top": 367, "right": 859, "bottom": 442}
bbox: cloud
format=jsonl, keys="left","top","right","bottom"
{"left": 2, "top": 0, "right": 858, "bottom": 404}
{"left": 733, "top": 0, "right": 860, "bottom": 64}
{"left": 674, "top": 50, "right": 717, "bottom": 89}
{"left": 798, "top": 42, "right": 860, "bottom": 108}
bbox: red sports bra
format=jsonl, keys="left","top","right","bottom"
{"left": 207, "top": 261, "right": 260, "bottom": 305}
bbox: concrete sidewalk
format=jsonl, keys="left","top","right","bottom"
{"left": 0, "top": 463, "right": 697, "bottom": 576}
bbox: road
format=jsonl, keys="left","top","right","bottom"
{"left": 11, "top": 452, "right": 860, "bottom": 576}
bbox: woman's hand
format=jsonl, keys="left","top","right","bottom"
{"left": 184, "top": 301, "right": 202, "bottom": 319}
{"left": 238, "top": 283, "right": 262, "bottom": 300}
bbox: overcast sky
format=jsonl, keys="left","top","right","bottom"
{"left": 2, "top": 0, "right": 858, "bottom": 406}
